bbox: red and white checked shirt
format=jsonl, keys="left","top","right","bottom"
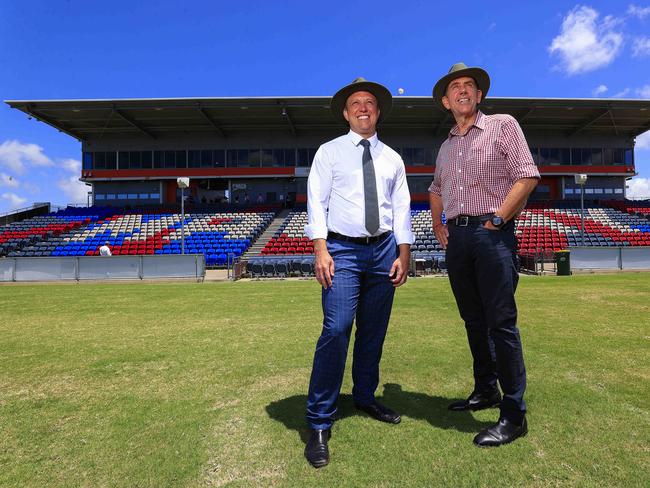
{"left": 429, "top": 111, "right": 540, "bottom": 219}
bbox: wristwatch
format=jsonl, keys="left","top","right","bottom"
{"left": 490, "top": 215, "right": 506, "bottom": 229}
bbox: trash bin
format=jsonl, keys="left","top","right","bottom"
{"left": 555, "top": 250, "right": 571, "bottom": 276}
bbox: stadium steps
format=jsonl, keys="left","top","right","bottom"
{"left": 242, "top": 209, "right": 292, "bottom": 258}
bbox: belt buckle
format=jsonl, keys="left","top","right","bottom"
{"left": 456, "top": 216, "right": 469, "bottom": 227}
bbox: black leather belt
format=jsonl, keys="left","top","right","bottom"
{"left": 449, "top": 214, "right": 494, "bottom": 227}
{"left": 327, "top": 231, "right": 391, "bottom": 244}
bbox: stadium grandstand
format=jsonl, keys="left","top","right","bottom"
{"left": 3, "top": 95, "right": 650, "bottom": 276}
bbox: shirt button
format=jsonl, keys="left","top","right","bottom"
{"left": 460, "top": 186, "right": 463, "bottom": 190}
{"left": 458, "top": 169, "right": 462, "bottom": 173}
{"left": 460, "top": 203, "right": 465, "bottom": 207}
{"left": 459, "top": 152, "right": 463, "bottom": 156}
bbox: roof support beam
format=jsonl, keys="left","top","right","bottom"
{"left": 26, "top": 105, "right": 85, "bottom": 141}
{"left": 114, "top": 107, "right": 156, "bottom": 139}
{"left": 567, "top": 108, "right": 610, "bottom": 137}
{"left": 517, "top": 106, "right": 536, "bottom": 123}
{"left": 196, "top": 106, "right": 226, "bottom": 138}
{"left": 281, "top": 104, "right": 297, "bottom": 136}
{"left": 608, "top": 110, "right": 619, "bottom": 136}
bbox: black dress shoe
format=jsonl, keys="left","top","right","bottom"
{"left": 448, "top": 390, "right": 501, "bottom": 411}
{"left": 473, "top": 417, "right": 528, "bottom": 447}
{"left": 355, "top": 401, "right": 401, "bottom": 424}
{"left": 304, "top": 429, "right": 331, "bottom": 468}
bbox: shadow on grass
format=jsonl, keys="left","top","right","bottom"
{"left": 266, "top": 383, "right": 493, "bottom": 443}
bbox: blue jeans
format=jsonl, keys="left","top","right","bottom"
{"left": 446, "top": 221, "right": 527, "bottom": 424}
{"left": 306, "top": 233, "right": 397, "bottom": 430}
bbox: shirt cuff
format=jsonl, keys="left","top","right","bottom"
{"left": 394, "top": 230, "right": 414, "bottom": 246}
{"left": 304, "top": 224, "right": 328, "bottom": 241}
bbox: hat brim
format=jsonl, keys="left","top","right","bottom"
{"left": 432, "top": 67, "right": 490, "bottom": 111}
{"left": 331, "top": 81, "right": 393, "bottom": 125}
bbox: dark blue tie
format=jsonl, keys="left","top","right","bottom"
{"left": 359, "top": 139, "right": 379, "bottom": 235}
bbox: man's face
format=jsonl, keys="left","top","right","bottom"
{"left": 343, "top": 91, "right": 380, "bottom": 137}
{"left": 442, "top": 76, "right": 482, "bottom": 117}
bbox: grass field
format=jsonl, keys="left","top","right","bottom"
{"left": 1, "top": 274, "right": 649, "bottom": 487}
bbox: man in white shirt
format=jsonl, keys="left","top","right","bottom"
{"left": 303, "top": 77, "right": 413, "bottom": 468}
{"left": 99, "top": 242, "right": 112, "bottom": 256}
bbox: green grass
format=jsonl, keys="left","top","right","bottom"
{"left": 0, "top": 274, "right": 649, "bottom": 487}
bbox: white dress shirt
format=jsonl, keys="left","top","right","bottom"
{"left": 99, "top": 245, "right": 112, "bottom": 256}
{"left": 305, "top": 130, "right": 414, "bottom": 245}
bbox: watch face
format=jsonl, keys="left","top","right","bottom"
{"left": 492, "top": 216, "right": 504, "bottom": 227}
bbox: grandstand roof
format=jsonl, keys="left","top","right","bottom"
{"left": 6, "top": 96, "right": 650, "bottom": 142}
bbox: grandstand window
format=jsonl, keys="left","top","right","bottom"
{"left": 559, "top": 148, "right": 570, "bottom": 164}
{"left": 226, "top": 149, "right": 237, "bottom": 167}
{"left": 129, "top": 151, "right": 142, "bottom": 169}
{"left": 95, "top": 152, "right": 106, "bottom": 169}
{"left": 590, "top": 148, "right": 603, "bottom": 165}
{"left": 565, "top": 188, "right": 574, "bottom": 195}
{"left": 107, "top": 193, "right": 116, "bottom": 200}
{"left": 141, "top": 151, "right": 153, "bottom": 169}
{"left": 262, "top": 149, "right": 276, "bottom": 167}
{"left": 585, "top": 188, "right": 594, "bottom": 194}
{"left": 615, "top": 188, "right": 623, "bottom": 194}
{"left": 150, "top": 192, "right": 160, "bottom": 199}
{"left": 412, "top": 148, "right": 427, "bottom": 166}
{"left": 83, "top": 152, "right": 93, "bottom": 170}
{"left": 605, "top": 188, "right": 613, "bottom": 194}
{"left": 153, "top": 151, "right": 164, "bottom": 168}
{"left": 529, "top": 147, "right": 539, "bottom": 165}
{"left": 238, "top": 149, "right": 250, "bottom": 167}
{"left": 200, "top": 150, "right": 213, "bottom": 168}
{"left": 117, "top": 193, "right": 128, "bottom": 199}
{"left": 176, "top": 150, "right": 187, "bottom": 168}
{"left": 127, "top": 193, "right": 138, "bottom": 199}
{"left": 188, "top": 150, "right": 200, "bottom": 168}
{"left": 540, "top": 148, "right": 560, "bottom": 165}
{"left": 248, "top": 150, "right": 262, "bottom": 167}
{"left": 164, "top": 151, "right": 176, "bottom": 168}
{"left": 297, "top": 148, "right": 309, "bottom": 167}
{"left": 106, "top": 152, "right": 117, "bottom": 169}
{"left": 213, "top": 149, "right": 225, "bottom": 167}
{"left": 285, "top": 148, "right": 296, "bottom": 167}
{"left": 624, "top": 148, "right": 633, "bottom": 165}
{"left": 594, "top": 188, "right": 604, "bottom": 194}
{"left": 118, "top": 152, "right": 129, "bottom": 169}
{"left": 95, "top": 194, "right": 105, "bottom": 200}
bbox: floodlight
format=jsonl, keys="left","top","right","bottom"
{"left": 574, "top": 174, "right": 588, "bottom": 185}
{"left": 177, "top": 177, "right": 190, "bottom": 189}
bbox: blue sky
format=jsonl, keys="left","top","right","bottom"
{"left": 0, "top": 0, "right": 649, "bottom": 213}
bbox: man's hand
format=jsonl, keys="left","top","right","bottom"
{"left": 483, "top": 220, "right": 500, "bottom": 231}
{"left": 389, "top": 244, "right": 410, "bottom": 287}
{"left": 433, "top": 223, "right": 449, "bottom": 249}
{"left": 313, "top": 239, "right": 334, "bottom": 289}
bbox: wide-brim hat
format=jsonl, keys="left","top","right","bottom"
{"left": 331, "top": 77, "right": 393, "bottom": 125}
{"left": 432, "top": 62, "right": 490, "bottom": 111}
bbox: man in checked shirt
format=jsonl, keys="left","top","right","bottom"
{"left": 429, "top": 63, "right": 540, "bottom": 447}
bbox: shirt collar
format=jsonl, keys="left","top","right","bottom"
{"left": 348, "top": 129, "right": 379, "bottom": 148}
{"left": 448, "top": 110, "right": 485, "bottom": 138}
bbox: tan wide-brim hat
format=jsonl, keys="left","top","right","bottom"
{"left": 432, "top": 62, "right": 490, "bottom": 111}
{"left": 330, "top": 77, "right": 393, "bottom": 125}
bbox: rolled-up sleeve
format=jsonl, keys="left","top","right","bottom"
{"left": 391, "top": 159, "right": 414, "bottom": 245}
{"left": 499, "top": 116, "right": 540, "bottom": 181}
{"left": 304, "top": 147, "right": 331, "bottom": 240}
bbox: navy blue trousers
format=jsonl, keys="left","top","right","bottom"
{"left": 306, "top": 233, "right": 397, "bottom": 430}
{"left": 446, "top": 222, "right": 527, "bottom": 424}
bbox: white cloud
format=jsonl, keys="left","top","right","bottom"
{"left": 628, "top": 4, "right": 650, "bottom": 19}
{"left": 549, "top": 6, "right": 624, "bottom": 75}
{"left": 592, "top": 84, "right": 608, "bottom": 96}
{"left": 612, "top": 87, "right": 631, "bottom": 98}
{"left": 58, "top": 175, "right": 88, "bottom": 204}
{"left": 60, "top": 158, "right": 81, "bottom": 173}
{"left": 637, "top": 85, "right": 650, "bottom": 98}
{"left": 0, "top": 140, "right": 53, "bottom": 174}
{"left": 0, "top": 172, "right": 19, "bottom": 188}
{"left": 1, "top": 192, "right": 28, "bottom": 210}
{"left": 632, "top": 36, "right": 650, "bottom": 56}
{"left": 636, "top": 130, "right": 650, "bottom": 149}
{"left": 626, "top": 177, "right": 650, "bottom": 198}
